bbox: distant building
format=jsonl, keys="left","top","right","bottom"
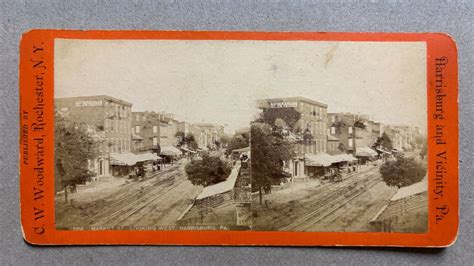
{"left": 190, "top": 123, "right": 225, "bottom": 150}
{"left": 327, "top": 112, "right": 378, "bottom": 159}
{"left": 160, "top": 114, "right": 179, "bottom": 148}
{"left": 257, "top": 97, "right": 328, "bottom": 179}
{"left": 385, "top": 125, "right": 421, "bottom": 151}
{"left": 132, "top": 111, "right": 181, "bottom": 152}
{"left": 55, "top": 95, "right": 133, "bottom": 177}
{"left": 131, "top": 111, "right": 161, "bottom": 152}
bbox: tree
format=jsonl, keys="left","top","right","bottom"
{"left": 379, "top": 155, "right": 427, "bottom": 188}
{"left": 419, "top": 141, "right": 428, "bottom": 159}
{"left": 176, "top": 132, "right": 199, "bottom": 150}
{"left": 259, "top": 107, "right": 301, "bottom": 131}
{"left": 55, "top": 114, "right": 98, "bottom": 203}
{"left": 251, "top": 122, "right": 295, "bottom": 205}
{"left": 374, "top": 132, "right": 393, "bottom": 151}
{"left": 226, "top": 131, "right": 250, "bottom": 155}
{"left": 185, "top": 153, "right": 232, "bottom": 186}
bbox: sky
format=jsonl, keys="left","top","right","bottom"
{"left": 55, "top": 39, "right": 427, "bottom": 134}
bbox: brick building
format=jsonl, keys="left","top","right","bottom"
{"left": 132, "top": 111, "right": 180, "bottom": 152}
{"left": 327, "top": 112, "right": 378, "bottom": 158}
{"left": 55, "top": 95, "right": 133, "bottom": 177}
{"left": 257, "top": 97, "right": 328, "bottom": 179}
{"left": 131, "top": 111, "right": 161, "bottom": 152}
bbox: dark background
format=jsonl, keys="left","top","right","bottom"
{"left": 1, "top": 0, "right": 472, "bottom": 264}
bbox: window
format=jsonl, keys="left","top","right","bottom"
{"left": 331, "top": 126, "right": 336, "bottom": 134}
{"left": 348, "top": 138, "right": 353, "bottom": 147}
{"left": 331, "top": 116, "right": 335, "bottom": 123}
{"left": 135, "top": 114, "right": 140, "bottom": 121}
{"left": 153, "top": 125, "right": 158, "bottom": 133}
{"left": 348, "top": 126, "right": 353, "bottom": 134}
{"left": 153, "top": 137, "right": 158, "bottom": 146}
{"left": 135, "top": 125, "right": 140, "bottom": 134}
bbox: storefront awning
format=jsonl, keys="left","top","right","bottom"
{"left": 160, "top": 146, "right": 182, "bottom": 156}
{"left": 110, "top": 152, "right": 162, "bottom": 166}
{"left": 180, "top": 147, "right": 197, "bottom": 153}
{"left": 232, "top": 147, "right": 250, "bottom": 153}
{"left": 136, "top": 152, "right": 162, "bottom": 162}
{"left": 333, "top": 154, "right": 358, "bottom": 162}
{"left": 305, "top": 153, "right": 337, "bottom": 167}
{"left": 355, "top": 147, "right": 378, "bottom": 157}
{"left": 376, "top": 148, "right": 392, "bottom": 155}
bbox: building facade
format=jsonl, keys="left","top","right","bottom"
{"left": 131, "top": 111, "right": 161, "bottom": 152}
{"left": 190, "top": 123, "right": 225, "bottom": 150}
{"left": 257, "top": 97, "right": 328, "bottom": 179}
{"left": 55, "top": 95, "right": 133, "bottom": 177}
{"left": 384, "top": 125, "right": 421, "bottom": 151}
{"left": 327, "top": 112, "right": 379, "bottom": 157}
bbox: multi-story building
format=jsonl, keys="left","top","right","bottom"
{"left": 384, "top": 125, "right": 421, "bottom": 151}
{"left": 160, "top": 114, "right": 179, "bottom": 148}
{"left": 257, "top": 97, "right": 328, "bottom": 179}
{"left": 131, "top": 111, "right": 161, "bottom": 152}
{"left": 327, "top": 113, "right": 379, "bottom": 156}
{"left": 190, "top": 123, "right": 225, "bottom": 150}
{"left": 132, "top": 111, "right": 180, "bottom": 152}
{"left": 55, "top": 95, "right": 133, "bottom": 177}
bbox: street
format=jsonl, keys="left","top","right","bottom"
{"left": 251, "top": 163, "right": 397, "bottom": 232}
{"left": 55, "top": 159, "right": 203, "bottom": 229}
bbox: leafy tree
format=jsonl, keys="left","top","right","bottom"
{"left": 251, "top": 122, "right": 295, "bottom": 205}
{"left": 185, "top": 134, "right": 199, "bottom": 150}
{"left": 259, "top": 107, "right": 301, "bottom": 131}
{"left": 176, "top": 132, "right": 199, "bottom": 150}
{"left": 379, "top": 155, "right": 427, "bottom": 188}
{"left": 55, "top": 114, "right": 98, "bottom": 202}
{"left": 226, "top": 130, "right": 250, "bottom": 155}
{"left": 374, "top": 132, "right": 393, "bottom": 151}
{"left": 185, "top": 153, "right": 232, "bottom": 186}
{"left": 419, "top": 141, "right": 428, "bottom": 159}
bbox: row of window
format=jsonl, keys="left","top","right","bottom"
{"left": 105, "top": 119, "right": 131, "bottom": 134}
{"left": 134, "top": 113, "right": 172, "bottom": 122}
{"left": 299, "top": 103, "right": 326, "bottom": 120}
{"left": 299, "top": 139, "right": 327, "bottom": 154}
{"left": 134, "top": 125, "right": 158, "bottom": 134}
{"left": 302, "top": 120, "right": 327, "bottom": 135}
{"left": 329, "top": 126, "right": 353, "bottom": 135}
{"left": 106, "top": 103, "right": 130, "bottom": 119}
{"left": 101, "top": 138, "right": 131, "bottom": 153}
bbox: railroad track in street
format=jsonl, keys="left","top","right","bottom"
{"left": 280, "top": 171, "right": 381, "bottom": 231}
{"left": 87, "top": 165, "right": 182, "bottom": 225}
{"left": 90, "top": 170, "right": 187, "bottom": 227}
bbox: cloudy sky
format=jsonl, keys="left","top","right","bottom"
{"left": 55, "top": 39, "right": 426, "bottom": 134}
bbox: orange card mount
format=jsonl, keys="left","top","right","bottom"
{"left": 19, "top": 30, "right": 458, "bottom": 247}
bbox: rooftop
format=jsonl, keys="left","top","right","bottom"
{"left": 55, "top": 95, "right": 132, "bottom": 107}
{"left": 257, "top": 96, "right": 328, "bottom": 108}
{"left": 391, "top": 179, "right": 428, "bottom": 201}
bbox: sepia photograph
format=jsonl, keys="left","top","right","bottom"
{"left": 249, "top": 41, "right": 428, "bottom": 233}
{"left": 53, "top": 40, "right": 253, "bottom": 230}
{"left": 53, "top": 39, "right": 427, "bottom": 233}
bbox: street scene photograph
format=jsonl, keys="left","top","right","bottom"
{"left": 53, "top": 38, "right": 428, "bottom": 233}
{"left": 53, "top": 39, "right": 254, "bottom": 230}
{"left": 248, "top": 41, "right": 428, "bottom": 233}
